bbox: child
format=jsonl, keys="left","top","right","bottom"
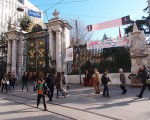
{"left": 101, "top": 70, "right": 111, "bottom": 98}
{"left": 34, "top": 78, "right": 49, "bottom": 111}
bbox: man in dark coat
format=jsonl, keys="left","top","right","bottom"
{"left": 45, "top": 72, "right": 54, "bottom": 101}
{"left": 22, "top": 72, "right": 29, "bottom": 91}
{"left": 137, "top": 65, "right": 150, "bottom": 99}
{"left": 101, "top": 70, "right": 111, "bottom": 98}
{"left": 119, "top": 68, "right": 127, "bottom": 94}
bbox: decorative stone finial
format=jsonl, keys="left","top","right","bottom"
{"left": 133, "top": 22, "right": 138, "bottom": 32}
{"left": 53, "top": 9, "right": 59, "bottom": 18}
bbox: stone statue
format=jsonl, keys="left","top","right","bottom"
{"left": 131, "top": 36, "right": 145, "bottom": 56}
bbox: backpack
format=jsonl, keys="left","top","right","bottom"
{"left": 146, "top": 69, "right": 150, "bottom": 79}
{"left": 62, "top": 75, "right": 66, "bottom": 84}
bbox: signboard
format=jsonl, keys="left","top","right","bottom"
{"left": 18, "top": 0, "right": 24, "bottom": 4}
{"left": 66, "top": 48, "right": 73, "bottom": 61}
{"left": 28, "top": 10, "right": 41, "bottom": 18}
{"left": 87, "top": 37, "right": 130, "bottom": 50}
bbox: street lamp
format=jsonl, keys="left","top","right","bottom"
{"left": 16, "top": 7, "right": 24, "bottom": 12}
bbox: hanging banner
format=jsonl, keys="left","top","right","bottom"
{"left": 87, "top": 37, "right": 130, "bottom": 50}
{"left": 66, "top": 48, "right": 73, "bottom": 61}
{"left": 87, "top": 15, "right": 130, "bottom": 31}
{"left": 28, "top": 10, "right": 41, "bottom": 18}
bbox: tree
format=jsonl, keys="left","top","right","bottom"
{"left": 68, "top": 18, "right": 93, "bottom": 46}
{"left": 18, "top": 15, "right": 31, "bottom": 31}
{"left": 125, "top": 5, "right": 150, "bottom": 35}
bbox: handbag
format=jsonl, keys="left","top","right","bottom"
{"left": 7, "top": 80, "right": 9, "bottom": 85}
{"left": 146, "top": 79, "right": 150, "bottom": 84}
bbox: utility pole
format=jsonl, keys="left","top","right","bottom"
{"left": 75, "top": 20, "right": 82, "bottom": 84}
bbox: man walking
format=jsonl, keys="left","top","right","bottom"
{"left": 101, "top": 70, "right": 111, "bottom": 98}
{"left": 137, "top": 65, "right": 150, "bottom": 99}
{"left": 93, "top": 69, "right": 100, "bottom": 94}
{"left": 22, "top": 72, "right": 29, "bottom": 91}
{"left": 45, "top": 72, "right": 54, "bottom": 101}
{"left": 119, "top": 68, "right": 127, "bottom": 94}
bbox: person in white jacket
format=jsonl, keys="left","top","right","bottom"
{"left": 61, "top": 72, "right": 67, "bottom": 95}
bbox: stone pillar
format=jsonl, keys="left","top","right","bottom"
{"left": 47, "top": 10, "right": 72, "bottom": 73}
{"left": 49, "top": 31, "right": 54, "bottom": 60}
{"left": 62, "top": 27, "right": 70, "bottom": 73}
{"left": 7, "top": 40, "right": 11, "bottom": 73}
{"left": 11, "top": 39, "right": 17, "bottom": 74}
{"left": 17, "top": 32, "right": 24, "bottom": 81}
{"left": 56, "top": 31, "right": 62, "bottom": 72}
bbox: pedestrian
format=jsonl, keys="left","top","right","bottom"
{"left": 7, "top": 72, "right": 11, "bottom": 92}
{"left": 61, "top": 72, "right": 67, "bottom": 95}
{"left": 1, "top": 74, "right": 8, "bottom": 93}
{"left": 119, "top": 68, "right": 127, "bottom": 94}
{"left": 9, "top": 74, "right": 16, "bottom": 92}
{"left": 93, "top": 68, "right": 100, "bottom": 94}
{"left": 101, "top": 70, "right": 111, "bottom": 98}
{"left": 45, "top": 72, "right": 54, "bottom": 101}
{"left": 31, "top": 72, "right": 37, "bottom": 89}
{"left": 39, "top": 71, "right": 45, "bottom": 80}
{"left": 56, "top": 72, "right": 65, "bottom": 98}
{"left": 34, "top": 78, "right": 48, "bottom": 111}
{"left": 136, "top": 65, "right": 150, "bottom": 99}
{"left": 84, "top": 69, "right": 90, "bottom": 86}
{"left": 22, "top": 72, "right": 29, "bottom": 91}
{"left": 0, "top": 74, "right": 2, "bottom": 87}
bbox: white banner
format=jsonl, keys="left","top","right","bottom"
{"left": 87, "top": 37, "right": 130, "bottom": 50}
{"left": 66, "top": 48, "right": 73, "bottom": 61}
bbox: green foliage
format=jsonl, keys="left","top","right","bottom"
{"left": 19, "top": 15, "right": 31, "bottom": 31}
{"left": 125, "top": 5, "right": 150, "bottom": 35}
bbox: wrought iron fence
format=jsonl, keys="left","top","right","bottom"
{"left": 67, "top": 45, "right": 131, "bottom": 75}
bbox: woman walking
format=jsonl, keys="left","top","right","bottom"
{"left": 1, "top": 74, "right": 8, "bottom": 93}
{"left": 56, "top": 72, "right": 65, "bottom": 98}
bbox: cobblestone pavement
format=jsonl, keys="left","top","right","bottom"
{"left": 0, "top": 83, "right": 150, "bottom": 120}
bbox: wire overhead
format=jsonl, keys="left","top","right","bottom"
{"left": 36, "top": 0, "right": 89, "bottom": 7}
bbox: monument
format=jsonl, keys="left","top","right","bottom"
{"left": 129, "top": 22, "right": 149, "bottom": 86}
{"left": 130, "top": 22, "right": 149, "bottom": 73}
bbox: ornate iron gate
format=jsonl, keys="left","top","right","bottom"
{"left": 23, "top": 30, "right": 49, "bottom": 77}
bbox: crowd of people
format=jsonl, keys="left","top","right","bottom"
{"left": 85, "top": 65, "right": 150, "bottom": 99}
{"left": 0, "top": 65, "right": 149, "bottom": 111}
{"left": 0, "top": 72, "right": 17, "bottom": 93}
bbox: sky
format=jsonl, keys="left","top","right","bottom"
{"left": 29, "top": 0, "right": 148, "bottom": 40}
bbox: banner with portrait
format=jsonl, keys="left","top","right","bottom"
{"left": 87, "top": 37, "right": 130, "bottom": 50}
{"left": 66, "top": 48, "right": 73, "bottom": 61}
